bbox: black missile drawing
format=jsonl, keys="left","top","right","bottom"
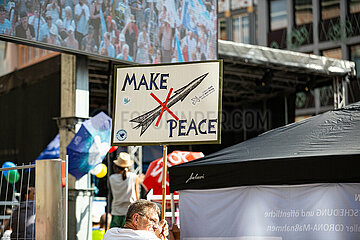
{"left": 130, "top": 72, "right": 209, "bottom": 136}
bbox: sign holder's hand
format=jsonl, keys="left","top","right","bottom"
{"left": 155, "top": 219, "right": 169, "bottom": 240}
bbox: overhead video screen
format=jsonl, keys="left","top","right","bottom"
{"left": 0, "top": 0, "right": 217, "bottom": 63}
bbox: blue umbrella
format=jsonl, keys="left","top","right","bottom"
{"left": 25, "top": 134, "right": 60, "bottom": 174}
{"left": 67, "top": 112, "right": 112, "bottom": 180}
{"left": 36, "top": 134, "right": 60, "bottom": 160}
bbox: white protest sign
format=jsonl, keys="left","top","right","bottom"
{"left": 111, "top": 61, "right": 222, "bottom": 145}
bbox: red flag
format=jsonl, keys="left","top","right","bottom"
{"left": 142, "top": 151, "right": 204, "bottom": 195}
{"left": 109, "top": 146, "right": 118, "bottom": 153}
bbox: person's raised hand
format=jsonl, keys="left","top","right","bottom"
{"left": 155, "top": 219, "right": 168, "bottom": 240}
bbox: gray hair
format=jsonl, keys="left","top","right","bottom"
{"left": 125, "top": 199, "right": 160, "bottom": 222}
{"left": 122, "top": 44, "right": 129, "bottom": 52}
{"left": 65, "top": 6, "right": 72, "bottom": 15}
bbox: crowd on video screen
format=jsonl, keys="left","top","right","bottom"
{"left": 0, "top": 0, "right": 217, "bottom": 63}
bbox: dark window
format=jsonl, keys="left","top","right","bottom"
{"left": 294, "top": 0, "right": 313, "bottom": 25}
{"left": 232, "top": 14, "right": 250, "bottom": 43}
{"left": 219, "top": 19, "right": 227, "bottom": 40}
{"left": 350, "top": 0, "right": 360, "bottom": 14}
{"left": 321, "top": 0, "right": 340, "bottom": 20}
{"left": 231, "top": 0, "right": 252, "bottom": 10}
{"left": 270, "top": 0, "right": 288, "bottom": 31}
{"left": 218, "top": 0, "right": 229, "bottom": 12}
{"left": 350, "top": 44, "right": 360, "bottom": 79}
{"left": 322, "top": 48, "right": 342, "bottom": 59}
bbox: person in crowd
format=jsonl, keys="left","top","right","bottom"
{"left": 0, "top": 5, "right": 12, "bottom": 35}
{"left": 109, "top": 152, "right": 140, "bottom": 228}
{"left": 105, "top": 19, "right": 119, "bottom": 52}
{"left": 101, "top": 0, "right": 111, "bottom": 17}
{"left": 180, "top": 34, "right": 188, "bottom": 62}
{"left": 200, "top": 52, "right": 206, "bottom": 61}
{"left": 9, "top": 185, "right": 36, "bottom": 239}
{"left": 15, "top": 11, "right": 35, "bottom": 40}
{"left": 158, "top": 5, "right": 168, "bottom": 27}
{"left": 99, "top": 31, "right": 115, "bottom": 57}
{"left": 28, "top": 9, "right": 45, "bottom": 40}
{"left": 62, "top": 6, "right": 74, "bottom": 31}
{"left": 143, "top": 2, "right": 157, "bottom": 45}
{"left": 128, "top": 0, "right": 139, "bottom": 17}
{"left": 121, "top": 14, "right": 137, "bottom": 60}
{"left": 110, "top": 31, "right": 119, "bottom": 54}
{"left": 46, "top": 0, "right": 60, "bottom": 22}
{"left": 89, "top": 0, "right": 102, "bottom": 47}
{"left": 81, "top": 24, "right": 96, "bottom": 52}
{"left": 55, "top": 18, "right": 67, "bottom": 44}
{"left": 114, "top": 32, "right": 125, "bottom": 56}
{"left": 207, "top": 33, "right": 216, "bottom": 60}
{"left": 115, "top": 0, "right": 131, "bottom": 27}
{"left": 74, "top": 0, "right": 89, "bottom": 49}
{"left": 198, "top": 25, "right": 207, "bottom": 58}
{"left": 0, "top": 208, "right": 12, "bottom": 240}
{"left": 195, "top": 42, "right": 201, "bottom": 61}
{"left": 60, "top": 0, "right": 75, "bottom": 13}
{"left": 39, "top": 11, "right": 55, "bottom": 42}
{"left": 202, "top": 0, "right": 212, "bottom": 12}
{"left": 134, "top": 0, "right": 144, "bottom": 30}
{"left": 105, "top": 15, "right": 112, "bottom": 32}
{"left": 30, "top": 0, "right": 43, "bottom": 15}
{"left": 103, "top": 199, "right": 168, "bottom": 240}
{"left": 148, "top": 43, "right": 154, "bottom": 63}
{"left": 110, "top": 19, "right": 119, "bottom": 40}
{"left": 99, "top": 45, "right": 108, "bottom": 55}
{"left": 47, "top": 24, "right": 61, "bottom": 45}
{"left": 92, "top": 213, "right": 111, "bottom": 240}
{"left": 153, "top": 48, "right": 161, "bottom": 63}
{"left": 64, "top": 25, "right": 78, "bottom": 49}
{"left": 158, "top": 17, "right": 172, "bottom": 63}
{"left": 18, "top": 0, "right": 30, "bottom": 15}
{"left": 116, "top": 43, "right": 133, "bottom": 61}
{"left": 191, "top": 50, "right": 197, "bottom": 62}
{"left": 7, "top": 0, "right": 16, "bottom": 34}
{"left": 92, "top": 214, "right": 101, "bottom": 239}
{"left": 136, "top": 22, "right": 149, "bottom": 63}
{"left": 184, "top": 30, "right": 197, "bottom": 61}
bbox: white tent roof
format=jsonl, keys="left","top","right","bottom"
{"left": 218, "top": 40, "right": 356, "bottom": 77}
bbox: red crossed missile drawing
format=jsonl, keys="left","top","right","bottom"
{"left": 130, "top": 72, "right": 209, "bottom": 136}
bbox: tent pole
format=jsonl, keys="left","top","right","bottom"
{"left": 284, "top": 96, "right": 288, "bottom": 125}
{"left": 161, "top": 145, "right": 168, "bottom": 220}
{"left": 65, "top": 155, "right": 68, "bottom": 240}
{"left": 170, "top": 193, "right": 175, "bottom": 224}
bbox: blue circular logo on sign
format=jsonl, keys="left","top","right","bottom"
{"left": 116, "top": 129, "right": 127, "bottom": 141}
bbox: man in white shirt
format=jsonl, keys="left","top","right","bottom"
{"left": 74, "top": 0, "right": 89, "bottom": 49}
{"left": 103, "top": 199, "right": 169, "bottom": 240}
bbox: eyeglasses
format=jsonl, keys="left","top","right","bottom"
{"left": 138, "top": 213, "right": 159, "bottom": 226}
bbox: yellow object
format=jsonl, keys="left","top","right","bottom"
{"left": 92, "top": 229, "right": 105, "bottom": 240}
{"left": 225, "top": 10, "right": 230, "bottom": 17}
{"left": 95, "top": 164, "right": 107, "bottom": 178}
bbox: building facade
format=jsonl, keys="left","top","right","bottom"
{"left": 218, "top": 0, "right": 360, "bottom": 119}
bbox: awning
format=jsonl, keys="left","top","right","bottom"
{"left": 219, "top": 40, "right": 356, "bottom": 77}
{"left": 218, "top": 40, "right": 357, "bottom": 105}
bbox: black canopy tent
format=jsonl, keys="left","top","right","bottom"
{"left": 169, "top": 101, "right": 360, "bottom": 192}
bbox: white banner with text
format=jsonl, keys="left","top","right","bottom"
{"left": 179, "top": 183, "right": 360, "bottom": 240}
